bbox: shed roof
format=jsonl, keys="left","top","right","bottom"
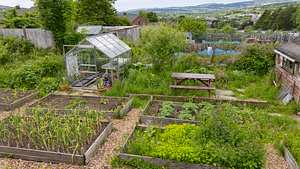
{"left": 86, "top": 33, "right": 131, "bottom": 59}
{"left": 77, "top": 25, "right": 102, "bottom": 35}
{"left": 276, "top": 39, "right": 300, "bottom": 62}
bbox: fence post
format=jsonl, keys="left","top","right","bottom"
{"left": 22, "top": 27, "right": 27, "bottom": 40}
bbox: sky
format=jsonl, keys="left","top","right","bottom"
{"left": 0, "top": 0, "right": 249, "bottom": 11}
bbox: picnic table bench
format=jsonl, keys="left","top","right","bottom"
{"left": 170, "top": 73, "right": 216, "bottom": 97}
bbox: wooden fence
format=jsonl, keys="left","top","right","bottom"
{"left": 0, "top": 28, "right": 55, "bottom": 48}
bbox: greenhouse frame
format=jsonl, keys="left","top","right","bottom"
{"left": 64, "top": 33, "right": 131, "bottom": 87}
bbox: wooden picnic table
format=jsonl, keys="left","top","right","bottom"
{"left": 170, "top": 73, "right": 216, "bottom": 97}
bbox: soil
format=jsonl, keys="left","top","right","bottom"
{"left": 36, "top": 95, "right": 127, "bottom": 112}
{"left": 0, "top": 89, "right": 33, "bottom": 104}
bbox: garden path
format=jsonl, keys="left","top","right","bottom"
{"left": 265, "top": 145, "right": 288, "bottom": 169}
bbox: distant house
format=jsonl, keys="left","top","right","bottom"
{"left": 205, "top": 17, "right": 218, "bottom": 28}
{"left": 274, "top": 39, "right": 300, "bottom": 102}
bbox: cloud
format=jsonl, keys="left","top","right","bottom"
{"left": 0, "top": 0, "right": 33, "bottom": 8}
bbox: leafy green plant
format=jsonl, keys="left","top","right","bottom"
{"left": 99, "top": 98, "right": 109, "bottom": 105}
{"left": 112, "top": 105, "right": 125, "bottom": 119}
{"left": 232, "top": 44, "right": 275, "bottom": 75}
{"left": 38, "top": 77, "right": 60, "bottom": 96}
{"left": 159, "top": 101, "right": 175, "bottom": 118}
{"left": 111, "top": 156, "right": 162, "bottom": 169}
{"left": 65, "top": 98, "right": 88, "bottom": 109}
{"left": 178, "top": 102, "right": 198, "bottom": 120}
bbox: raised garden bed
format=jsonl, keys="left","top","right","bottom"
{"left": 0, "top": 89, "right": 37, "bottom": 111}
{"left": 28, "top": 93, "right": 133, "bottom": 118}
{"left": 119, "top": 123, "right": 265, "bottom": 169}
{"left": 137, "top": 94, "right": 269, "bottom": 126}
{"left": 0, "top": 109, "right": 112, "bottom": 165}
{"left": 130, "top": 94, "right": 269, "bottom": 107}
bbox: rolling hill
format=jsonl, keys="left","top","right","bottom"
{"left": 125, "top": 0, "right": 299, "bottom": 15}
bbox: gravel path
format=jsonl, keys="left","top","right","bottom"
{"left": 265, "top": 145, "right": 288, "bottom": 169}
{"left": 0, "top": 109, "right": 140, "bottom": 169}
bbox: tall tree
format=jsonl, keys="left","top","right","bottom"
{"left": 35, "top": 0, "right": 72, "bottom": 48}
{"left": 254, "top": 10, "right": 272, "bottom": 30}
{"left": 76, "top": 0, "right": 116, "bottom": 25}
{"left": 141, "top": 24, "right": 187, "bottom": 71}
{"left": 296, "top": 6, "right": 300, "bottom": 30}
{"left": 178, "top": 17, "right": 207, "bottom": 37}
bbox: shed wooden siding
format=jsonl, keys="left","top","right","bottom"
{"left": 276, "top": 54, "right": 300, "bottom": 102}
{"left": 0, "top": 28, "right": 55, "bottom": 49}
{"left": 111, "top": 26, "right": 140, "bottom": 42}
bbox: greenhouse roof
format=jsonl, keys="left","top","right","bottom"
{"left": 86, "top": 33, "right": 131, "bottom": 59}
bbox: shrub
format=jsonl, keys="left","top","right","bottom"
{"left": 178, "top": 102, "right": 198, "bottom": 120}
{"left": 232, "top": 44, "right": 275, "bottom": 75}
{"left": 141, "top": 24, "right": 187, "bottom": 72}
{"left": 38, "top": 77, "right": 61, "bottom": 96}
{"left": 10, "top": 54, "right": 64, "bottom": 89}
{"left": 159, "top": 101, "right": 175, "bottom": 117}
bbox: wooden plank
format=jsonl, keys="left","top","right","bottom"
{"left": 284, "top": 147, "right": 299, "bottom": 169}
{"left": 84, "top": 122, "right": 113, "bottom": 164}
{"left": 11, "top": 92, "right": 38, "bottom": 110}
{"left": 119, "top": 98, "right": 133, "bottom": 117}
{"left": 139, "top": 115, "right": 199, "bottom": 127}
{"left": 119, "top": 153, "right": 222, "bottom": 169}
{"left": 170, "top": 85, "right": 216, "bottom": 90}
{"left": 172, "top": 73, "right": 215, "bottom": 80}
{"left": 0, "top": 146, "right": 84, "bottom": 165}
{"left": 128, "top": 94, "right": 269, "bottom": 107}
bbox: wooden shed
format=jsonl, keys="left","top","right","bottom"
{"left": 275, "top": 39, "right": 300, "bottom": 102}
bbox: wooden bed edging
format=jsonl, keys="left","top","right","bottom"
{"left": 0, "top": 121, "right": 113, "bottom": 165}
{"left": 139, "top": 115, "right": 199, "bottom": 127}
{"left": 27, "top": 93, "right": 132, "bottom": 118}
{"left": 128, "top": 94, "right": 269, "bottom": 107}
{"left": 119, "top": 97, "right": 134, "bottom": 117}
{"left": 118, "top": 153, "right": 223, "bottom": 169}
{"left": 119, "top": 125, "right": 223, "bottom": 169}
{"left": 0, "top": 91, "right": 38, "bottom": 111}
{"left": 284, "top": 146, "right": 299, "bottom": 169}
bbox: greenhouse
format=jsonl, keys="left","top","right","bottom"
{"left": 64, "top": 33, "right": 131, "bottom": 88}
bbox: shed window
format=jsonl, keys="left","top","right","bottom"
{"left": 282, "top": 57, "right": 295, "bottom": 74}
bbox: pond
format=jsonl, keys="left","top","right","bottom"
{"left": 198, "top": 48, "right": 241, "bottom": 56}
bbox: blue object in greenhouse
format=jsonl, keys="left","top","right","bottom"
{"left": 198, "top": 48, "right": 241, "bottom": 56}
{"left": 207, "top": 47, "right": 213, "bottom": 57}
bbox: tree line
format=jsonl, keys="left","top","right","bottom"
{"left": 255, "top": 5, "right": 300, "bottom": 31}
{"left": 0, "top": 0, "right": 132, "bottom": 48}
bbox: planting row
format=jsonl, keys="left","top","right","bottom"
{"left": 0, "top": 109, "right": 112, "bottom": 165}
